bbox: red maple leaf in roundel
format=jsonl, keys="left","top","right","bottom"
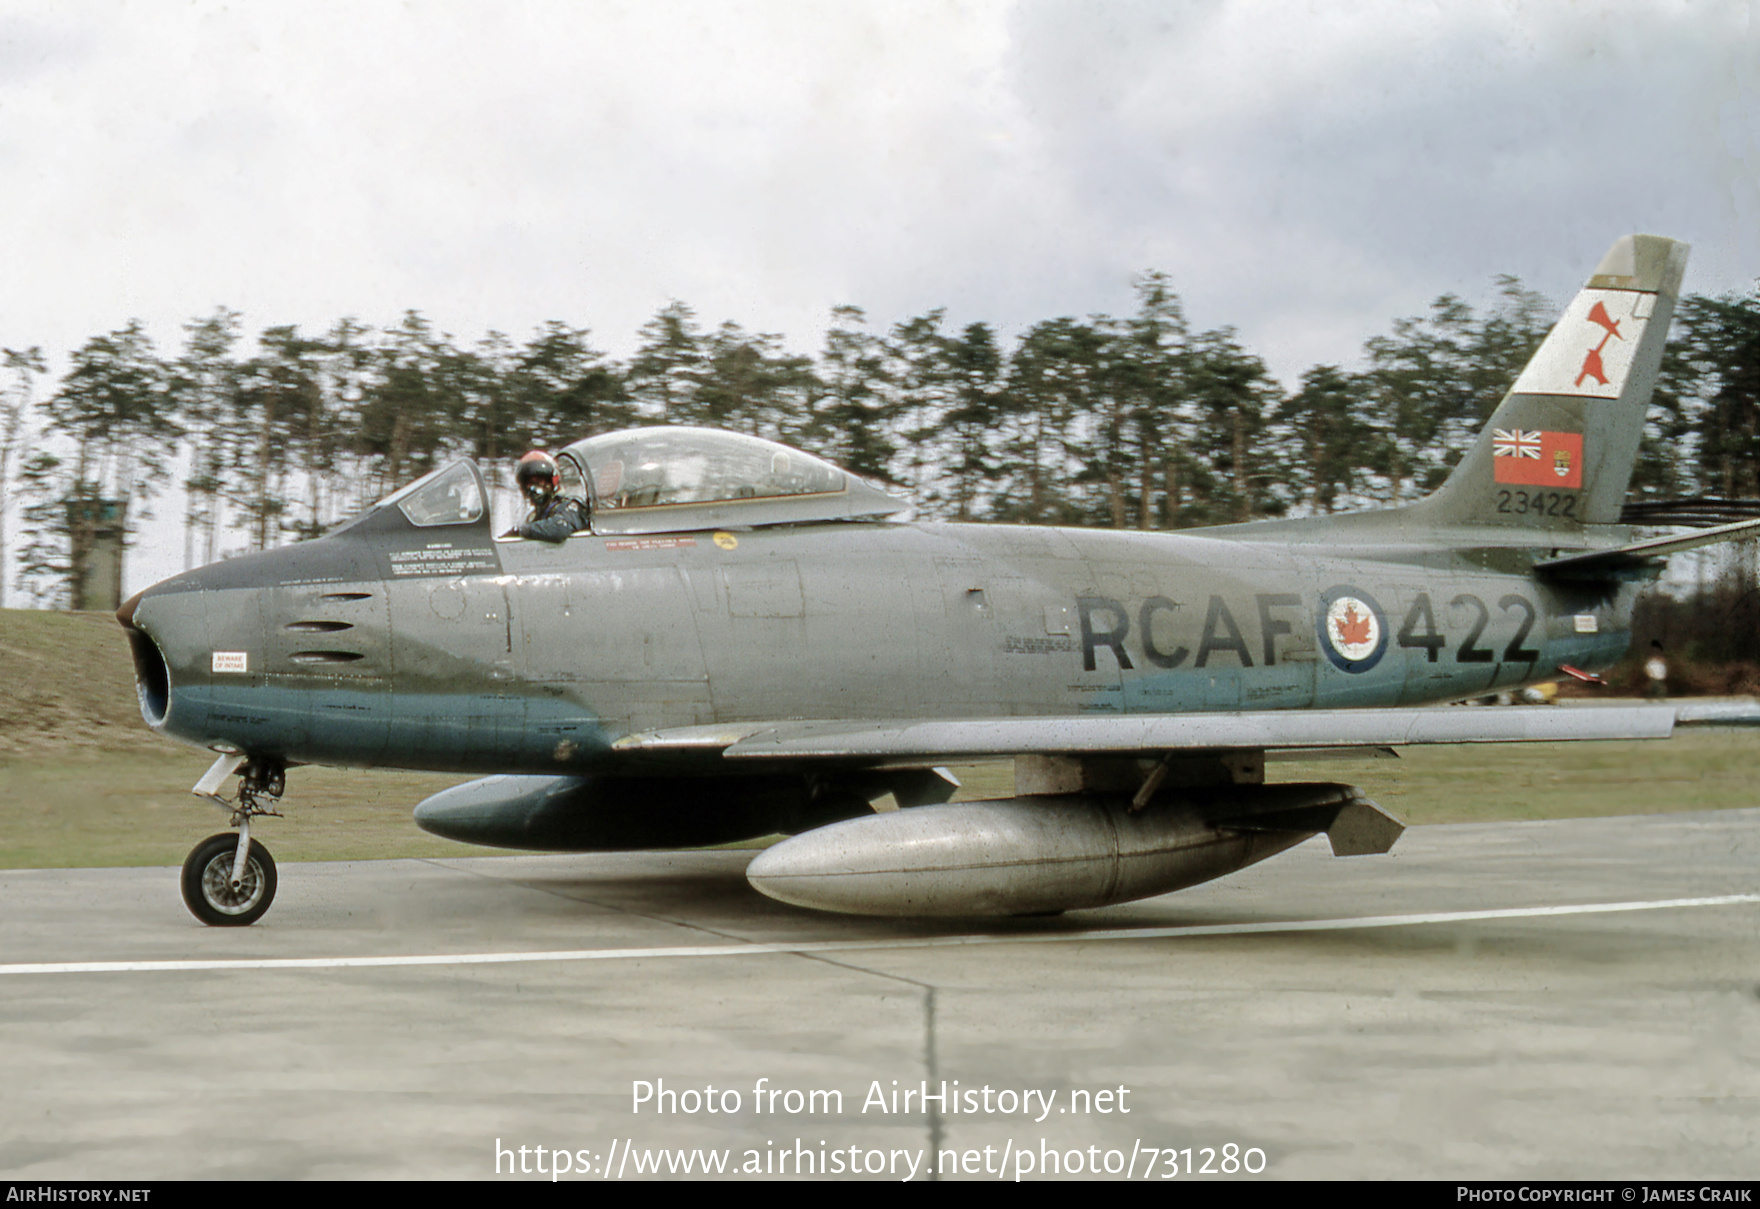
{"left": 1335, "top": 605, "right": 1373, "bottom": 647}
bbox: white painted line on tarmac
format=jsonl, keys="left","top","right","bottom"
{"left": 2, "top": 893, "right": 1755, "bottom": 976}
{"left": 6, "top": 894, "right": 1758, "bottom": 974}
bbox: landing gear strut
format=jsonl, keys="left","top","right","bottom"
{"left": 181, "top": 755, "right": 286, "bottom": 927}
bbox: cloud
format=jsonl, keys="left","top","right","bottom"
{"left": 1, "top": 0, "right": 1750, "bottom": 592}
{"left": 3, "top": 0, "right": 1751, "bottom": 385}
{"left": 995, "top": 0, "right": 1756, "bottom": 377}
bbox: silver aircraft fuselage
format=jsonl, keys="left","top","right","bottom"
{"left": 121, "top": 508, "right": 1629, "bottom": 777}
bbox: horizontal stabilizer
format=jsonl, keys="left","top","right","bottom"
{"left": 616, "top": 704, "right": 1676, "bottom": 761}
{"left": 1536, "top": 515, "right": 1760, "bottom": 580}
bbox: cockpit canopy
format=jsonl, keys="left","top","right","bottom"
{"left": 556, "top": 426, "right": 907, "bottom": 535}
{"left": 341, "top": 427, "right": 908, "bottom": 540}
{"left": 384, "top": 460, "right": 485, "bottom": 528}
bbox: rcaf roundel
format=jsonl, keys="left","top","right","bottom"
{"left": 1493, "top": 429, "right": 1583, "bottom": 488}
{"left": 1317, "top": 586, "right": 1388, "bottom": 673}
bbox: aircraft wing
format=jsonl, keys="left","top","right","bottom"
{"left": 613, "top": 704, "right": 1678, "bottom": 761}
{"left": 1537, "top": 515, "right": 1760, "bottom": 580}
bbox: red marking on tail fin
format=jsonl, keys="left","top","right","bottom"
{"left": 1585, "top": 300, "right": 1623, "bottom": 340}
{"left": 1576, "top": 343, "right": 1610, "bottom": 387}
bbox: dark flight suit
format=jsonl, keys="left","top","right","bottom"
{"left": 516, "top": 496, "right": 591, "bottom": 543}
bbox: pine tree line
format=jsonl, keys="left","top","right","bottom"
{"left": 2, "top": 272, "right": 1757, "bottom": 608}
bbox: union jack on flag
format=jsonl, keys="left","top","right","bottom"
{"left": 1493, "top": 429, "right": 1542, "bottom": 459}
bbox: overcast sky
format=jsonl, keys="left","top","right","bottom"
{"left": 0, "top": 0, "right": 1755, "bottom": 594}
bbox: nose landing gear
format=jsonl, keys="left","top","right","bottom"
{"left": 182, "top": 832, "right": 278, "bottom": 926}
{"left": 181, "top": 755, "right": 286, "bottom": 927}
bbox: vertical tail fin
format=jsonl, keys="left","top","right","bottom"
{"left": 1418, "top": 235, "right": 1689, "bottom": 531}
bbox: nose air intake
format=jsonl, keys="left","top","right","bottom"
{"left": 117, "top": 590, "right": 171, "bottom": 727}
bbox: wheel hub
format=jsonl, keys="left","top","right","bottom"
{"left": 201, "top": 852, "right": 264, "bottom": 915}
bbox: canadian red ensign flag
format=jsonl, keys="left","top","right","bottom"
{"left": 1493, "top": 429, "right": 1583, "bottom": 488}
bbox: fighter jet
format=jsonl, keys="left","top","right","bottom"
{"left": 118, "top": 234, "right": 1755, "bottom": 926}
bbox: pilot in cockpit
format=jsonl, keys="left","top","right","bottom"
{"left": 508, "top": 450, "right": 591, "bottom": 542}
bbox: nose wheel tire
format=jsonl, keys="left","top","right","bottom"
{"left": 182, "top": 833, "right": 278, "bottom": 926}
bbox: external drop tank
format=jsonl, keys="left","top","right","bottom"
{"left": 745, "top": 783, "right": 1404, "bottom": 916}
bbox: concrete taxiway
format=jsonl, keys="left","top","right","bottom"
{"left": 3, "top": 809, "right": 1759, "bottom": 1181}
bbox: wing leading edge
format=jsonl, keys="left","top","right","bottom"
{"left": 613, "top": 704, "right": 1677, "bottom": 761}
